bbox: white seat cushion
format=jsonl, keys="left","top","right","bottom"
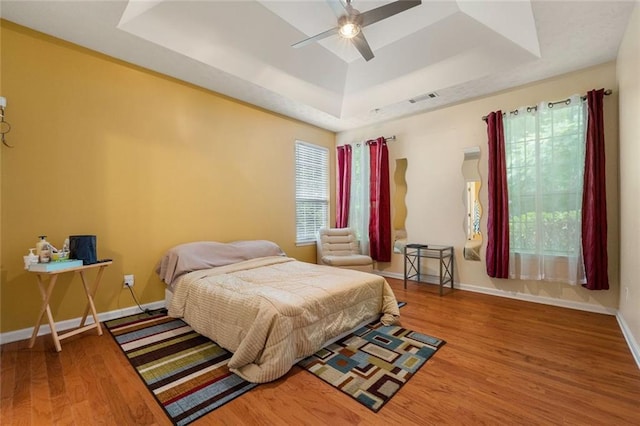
{"left": 321, "top": 254, "right": 373, "bottom": 267}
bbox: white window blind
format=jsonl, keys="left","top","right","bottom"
{"left": 295, "top": 141, "right": 329, "bottom": 244}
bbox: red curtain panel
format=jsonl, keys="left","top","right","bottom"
{"left": 336, "top": 145, "right": 352, "bottom": 228}
{"left": 486, "top": 111, "right": 510, "bottom": 278}
{"left": 368, "top": 138, "right": 391, "bottom": 262}
{"left": 582, "top": 89, "right": 610, "bottom": 290}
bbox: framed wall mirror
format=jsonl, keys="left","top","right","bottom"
{"left": 462, "top": 146, "right": 482, "bottom": 261}
{"left": 393, "top": 158, "right": 408, "bottom": 254}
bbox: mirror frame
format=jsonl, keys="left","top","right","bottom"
{"left": 462, "top": 146, "right": 482, "bottom": 261}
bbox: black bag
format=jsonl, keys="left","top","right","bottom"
{"left": 69, "top": 235, "right": 97, "bottom": 265}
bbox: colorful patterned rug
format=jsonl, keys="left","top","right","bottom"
{"left": 104, "top": 310, "right": 257, "bottom": 426}
{"left": 297, "top": 321, "right": 445, "bottom": 412}
{"left": 105, "top": 301, "right": 432, "bottom": 424}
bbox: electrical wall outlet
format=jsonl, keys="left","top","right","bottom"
{"left": 625, "top": 286, "right": 630, "bottom": 301}
{"left": 124, "top": 274, "right": 135, "bottom": 288}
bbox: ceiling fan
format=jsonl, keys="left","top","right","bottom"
{"left": 292, "top": 0, "right": 422, "bottom": 62}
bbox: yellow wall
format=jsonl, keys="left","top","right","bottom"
{"left": 0, "top": 19, "right": 4, "bottom": 325}
{"left": 338, "top": 62, "right": 620, "bottom": 311}
{"left": 0, "top": 21, "right": 335, "bottom": 333}
{"left": 616, "top": 5, "right": 640, "bottom": 355}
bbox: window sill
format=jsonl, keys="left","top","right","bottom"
{"left": 512, "top": 251, "right": 580, "bottom": 260}
{"left": 296, "top": 241, "right": 316, "bottom": 247}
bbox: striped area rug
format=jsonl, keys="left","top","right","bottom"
{"left": 105, "top": 310, "right": 257, "bottom": 426}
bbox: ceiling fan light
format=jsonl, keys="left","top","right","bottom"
{"left": 339, "top": 22, "right": 360, "bottom": 38}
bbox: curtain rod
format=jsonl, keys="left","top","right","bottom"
{"left": 481, "top": 89, "right": 612, "bottom": 122}
{"left": 366, "top": 135, "right": 396, "bottom": 143}
{"left": 350, "top": 135, "right": 396, "bottom": 147}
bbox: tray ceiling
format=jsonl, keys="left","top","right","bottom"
{"left": 1, "top": 1, "right": 635, "bottom": 131}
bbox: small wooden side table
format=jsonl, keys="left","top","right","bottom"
{"left": 28, "top": 261, "right": 112, "bottom": 352}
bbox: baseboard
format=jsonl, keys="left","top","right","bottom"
{"left": 616, "top": 312, "right": 640, "bottom": 369}
{"left": 456, "top": 281, "right": 618, "bottom": 315}
{"left": 376, "top": 271, "right": 618, "bottom": 316}
{"left": 0, "top": 300, "right": 166, "bottom": 346}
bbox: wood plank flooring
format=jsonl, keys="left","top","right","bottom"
{"left": 1, "top": 278, "right": 639, "bottom": 425}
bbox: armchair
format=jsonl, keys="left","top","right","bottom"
{"left": 316, "top": 227, "right": 374, "bottom": 272}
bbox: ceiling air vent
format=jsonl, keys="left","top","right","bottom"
{"left": 409, "top": 92, "right": 439, "bottom": 104}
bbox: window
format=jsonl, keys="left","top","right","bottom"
{"left": 504, "top": 95, "right": 586, "bottom": 283}
{"left": 295, "top": 141, "right": 329, "bottom": 245}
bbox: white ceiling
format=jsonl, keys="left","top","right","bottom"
{"left": 1, "top": 0, "right": 636, "bottom": 132}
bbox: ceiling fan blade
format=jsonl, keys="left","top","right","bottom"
{"left": 292, "top": 26, "right": 340, "bottom": 48}
{"left": 326, "top": 0, "right": 347, "bottom": 18}
{"left": 351, "top": 31, "right": 374, "bottom": 61}
{"left": 360, "top": 0, "right": 422, "bottom": 28}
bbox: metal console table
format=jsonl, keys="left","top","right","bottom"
{"left": 404, "top": 244, "right": 454, "bottom": 296}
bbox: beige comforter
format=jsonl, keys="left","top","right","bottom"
{"left": 168, "top": 256, "right": 400, "bottom": 383}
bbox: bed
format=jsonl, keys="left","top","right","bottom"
{"left": 156, "top": 240, "right": 400, "bottom": 383}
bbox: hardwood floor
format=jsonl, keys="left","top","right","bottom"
{"left": 2, "top": 278, "right": 639, "bottom": 425}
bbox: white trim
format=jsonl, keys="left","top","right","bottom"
{"left": 376, "top": 271, "right": 617, "bottom": 315}
{"left": 0, "top": 300, "right": 166, "bottom": 346}
{"left": 616, "top": 312, "right": 640, "bottom": 369}
{"left": 456, "top": 281, "right": 618, "bottom": 315}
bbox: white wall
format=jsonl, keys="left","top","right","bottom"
{"left": 338, "top": 62, "right": 620, "bottom": 313}
{"left": 616, "top": 4, "right": 640, "bottom": 363}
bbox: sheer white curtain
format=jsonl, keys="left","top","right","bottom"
{"left": 348, "top": 143, "right": 370, "bottom": 255}
{"left": 504, "top": 95, "right": 587, "bottom": 284}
